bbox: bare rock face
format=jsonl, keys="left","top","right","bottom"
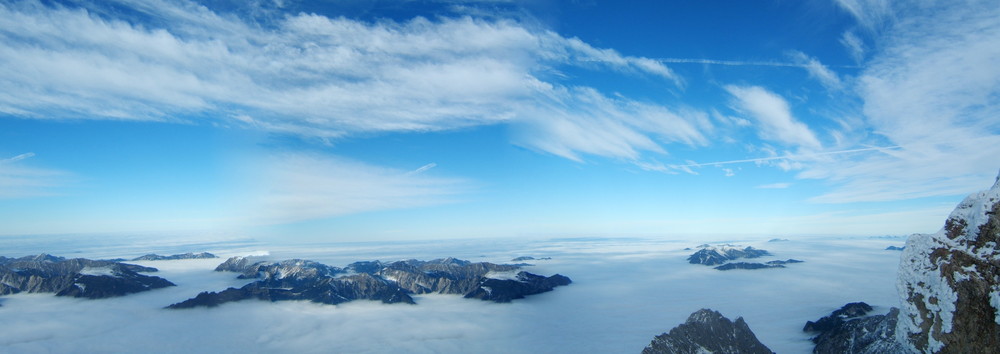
{"left": 896, "top": 173, "right": 1000, "bottom": 353}
{"left": 642, "top": 309, "right": 773, "bottom": 354}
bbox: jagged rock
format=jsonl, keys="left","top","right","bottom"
{"left": 464, "top": 272, "right": 571, "bottom": 302}
{"left": 0, "top": 254, "right": 173, "bottom": 299}
{"left": 896, "top": 173, "right": 1000, "bottom": 353}
{"left": 642, "top": 309, "right": 773, "bottom": 354}
{"left": 804, "top": 303, "right": 906, "bottom": 353}
{"left": 885, "top": 246, "right": 905, "bottom": 251}
{"left": 172, "top": 256, "right": 572, "bottom": 308}
{"left": 132, "top": 252, "right": 217, "bottom": 261}
{"left": 687, "top": 245, "right": 771, "bottom": 266}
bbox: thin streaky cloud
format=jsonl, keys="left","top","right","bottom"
{"left": 675, "top": 146, "right": 901, "bottom": 168}
{"left": 0, "top": 152, "right": 35, "bottom": 164}
{"left": 756, "top": 182, "right": 791, "bottom": 189}
{"left": 653, "top": 58, "right": 861, "bottom": 69}
{"left": 407, "top": 163, "right": 438, "bottom": 175}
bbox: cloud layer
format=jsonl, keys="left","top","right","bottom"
{"left": 0, "top": 0, "right": 703, "bottom": 163}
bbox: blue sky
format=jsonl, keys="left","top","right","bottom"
{"left": 1, "top": 0, "right": 998, "bottom": 241}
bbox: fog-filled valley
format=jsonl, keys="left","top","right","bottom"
{"left": 1, "top": 235, "right": 904, "bottom": 353}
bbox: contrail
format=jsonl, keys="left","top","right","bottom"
{"left": 0, "top": 152, "right": 35, "bottom": 164}
{"left": 674, "top": 146, "right": 900, "bottom": 168}
{"left": 654, "top": 58, "right": 861, "bottom": 69}
{"left": 407, "top": 163, "right": 437, "bottom": 175}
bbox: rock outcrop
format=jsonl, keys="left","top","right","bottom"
{"left": 0, "top": 254, "right": 174, "bottom": 299}
{"left": 169, "top": 256, "right": 571, "bottom": 309}
{"left": 132, "top": 252, "right": 217, "bottom": 261}
{"left": 896, "top": 173, "right": 1000, "bottom": 352}
{"left": 642, "top": 309, "right": 773, "bottom": 354}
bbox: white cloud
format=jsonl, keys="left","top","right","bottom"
{"left": 756, "top": 183, "right": 791, "bottom": 189}
{"left": 0, "top": 236, "right": 908, "bottom": 354}
{"left": 801, "top": 0, "right": 1000, "bottom": 203}
{"left": 724, "top": 85, "right": 822, "bottom": 150}
{"left": 512, "top": 86, "right": 709, "bottom": 162}
{"left": 788, "top": 51, "right": 843, "bottom": 91}
{"left": 0, "top": 0, "right": 703, "bottom": 165}
{"left": 241, "top": 153, "right": 466, "bottom": 224}
{"left": 840, "top": 31, "right": 865, "bottom": 64}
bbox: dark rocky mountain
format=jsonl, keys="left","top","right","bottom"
{"left": 804, "top": 302, "right": 905, "bottom": 353}
{"left": 803, "top": 302, "right": 873, "bottom": 333}
{"left": 169, "top": 256, "right": 570, "bottom": 309}
{"left": 132, "top": 252, "right": 218, "bottom": 261}
{"left": 687, "top": 245, "right": 770, "bottom": 266}
{"left": 885, "top": 246, "right": 905, "bottom": 251}
{"left": 642, "top": 309, "right": 773, "bottom": 354}
{"left": 0, "top": 254, "right": 174, "bottom": 299}
{"left": 895, "top": 172, "right": 1000, "bottom": 352}
{"left": 766, "top": 259, "right": 803, "bottom": 265}
{"left": 713, "top": 259, "right": 804, "bottom": 271}
{"left": 464, "top": 272, "right": 571, "bottom": 302}
{"left": 511, "top": 256, "right": 551, "bottom": 261}
{"left": 714, "top": 262, "right": 782, "bottom": 271}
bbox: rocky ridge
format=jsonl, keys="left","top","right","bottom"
{"left": 168, "top": 256, "right": 570, "bottom": 308}
{"left": 0, "top": 254, "right": 174, "bottom": 299}
{"left": 642, "top": 308, "right": 773, "bottom": 354}
{"left": 131, "top": 252, "right": 218, "bottom": 261}
{"left": 687, "top": 245, "right": 771, "bottom": 266}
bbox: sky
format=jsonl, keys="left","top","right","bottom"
{"left": 1, "top": 0, "right": 998, "bottom": 241}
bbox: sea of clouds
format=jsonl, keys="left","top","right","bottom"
{"left": 0, "top": 234, "right": 905, "bottom": 353}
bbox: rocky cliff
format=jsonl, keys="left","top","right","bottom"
{"left": 896, "top": 174, "right": 1000, "bottom": 353}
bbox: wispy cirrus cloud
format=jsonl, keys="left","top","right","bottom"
{"left": 0, "top": 0, "right": 702, "bottom": 163}
{"left": 724, "top": 85, "right": 822, "bottom": 151}
{"left": 788, "top": 51, "right": 843, "bottom": 91}
{"left": 0, "top": 152, "right": 70, "bottom": 199}
{"left": 242, "top": 153, "right": 466, "bottom": 225}
{"left": 801, "top": 0, "right": 1000, "bottom": 203}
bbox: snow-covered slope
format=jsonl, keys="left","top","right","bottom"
{"left": 897, "top": 173, "right": 1000, "bottom": 352}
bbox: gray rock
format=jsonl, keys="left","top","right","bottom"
{"left": 642, "top": 309, "right": 773, "bottom": 354}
